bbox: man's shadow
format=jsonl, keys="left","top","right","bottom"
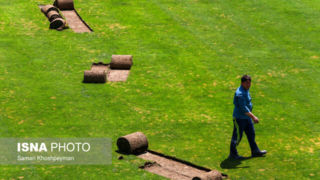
{"left": 220, "top": 156, "right": 252, "bottom": 169}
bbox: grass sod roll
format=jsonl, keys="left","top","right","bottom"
{"left": 83, "top": 70, "right": 106, "bottom": 83}
{"left": 192, "top": 170, "right": 223, "bottom": 180}
{"left": 47, "top": 10, "right": 62, "bottom": 22}
{"left": 54, "top": 0, "right": 74, "bottom": 10}
{"left": 50, "top": 18, "right": 66, "bottom": 30}
{"left": 117, "top": 132, "right": 148, "bottom": 154}
{"left": 39, "top": 5, "right": 66, "bottom": 30}
{"left": 110, "top": 55, "right": 133, "bottom": 69}
{"left": 40, "top": 5, "right": 59, "bottom": 15}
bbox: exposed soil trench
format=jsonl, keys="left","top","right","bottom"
{"left": 60, "top": 10, "right": 92, "bottom": 33}
{"left": 84, "top": 56, "right": 132, "bottom": 83}
{"left": 117, "top": 132, "right": 226, "bottom": 180}
{"left": 54, "top": 0, "right": 92, "bottom": 33}
{"left": 138, "top": 150, "right": 216, "bottom": 180}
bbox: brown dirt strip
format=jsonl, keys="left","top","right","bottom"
{"left": 54, "top": 0, "right": 92, "bottom": 33}
{"left": 107, "top": 70, "right": 130, "bottom": 82}
{"left": 117, "top": 132, "right": 226, "bottom": 180}
{"left": 141, "top": 162, "right": 191, "bottom": 180}
{"left": 138, "top": 151, "right": 208, "bottom": 180}
{"left": 60, "top": 10, "right": 92, "bottom": 33}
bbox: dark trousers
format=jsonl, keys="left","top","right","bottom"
{"left": 230, "top": 118, "right": 260, "bottom": 156}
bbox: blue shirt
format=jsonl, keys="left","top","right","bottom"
{"left": 233, "top": 85, "right": 253, "bottom": 120}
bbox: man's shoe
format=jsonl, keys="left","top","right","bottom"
{"left": 252, "top": 150, "right": 267, "bottom": 157}
{"left": 228, "top": 154, "right": 245, "bottom": 160}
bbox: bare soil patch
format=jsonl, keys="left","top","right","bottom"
{"left": 117, "top": 132, "right": 227, "bottom": 180}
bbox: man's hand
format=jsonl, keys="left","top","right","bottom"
{"left": 246, "top": 112, "right": 259, "bottom": 123}
{"left": 252, "top": 116, "right": 259, "bottom": 124}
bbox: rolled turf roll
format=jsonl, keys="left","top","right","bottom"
{"left": 110, "top": 55, "right": 133, "bottom": 69}
{"left": 192, "top": 170, "right": 223, "bottom": 180}
{"left": 54, "top": 0, "right": 74, "bottom": 10}
{"left": 41, "top": 5, "right": 59, "bottom": 15}
{"left": 50, "top": 17, "right": 66, "bottom": 30}
{"left": 83, "top": 70, "right": 106, "bottom": 83}
{"left": 117, "top": 132, "right": 148, "bottom": 154}
{"left": 47, "top": 10, "right": 62, "bottom": 22}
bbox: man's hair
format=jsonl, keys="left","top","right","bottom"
{"left": 241, "top": 75, "right": 251, "bottom": 82}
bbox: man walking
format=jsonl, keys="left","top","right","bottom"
{"left": 229, "top": 75, "right": 267, "bottom": 159}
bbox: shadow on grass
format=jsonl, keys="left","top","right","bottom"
{"left": 220, "top": 156, "right": 266, "bottom": 169}
{"left": 220, "top": 156, "right": 251, "bottom": 169}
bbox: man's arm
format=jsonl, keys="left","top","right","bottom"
{"left": 237, "top": 94, "right": 251, "bottom": 114}
{"left": 245, "top": 112, "right": 259, "bottom": 123}
{"left": 237, "top": 94, "right": 259, "bottom": 123}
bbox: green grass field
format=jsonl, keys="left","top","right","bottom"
{"left": 0, "top": 0, "right": 319, "bottom": 179}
